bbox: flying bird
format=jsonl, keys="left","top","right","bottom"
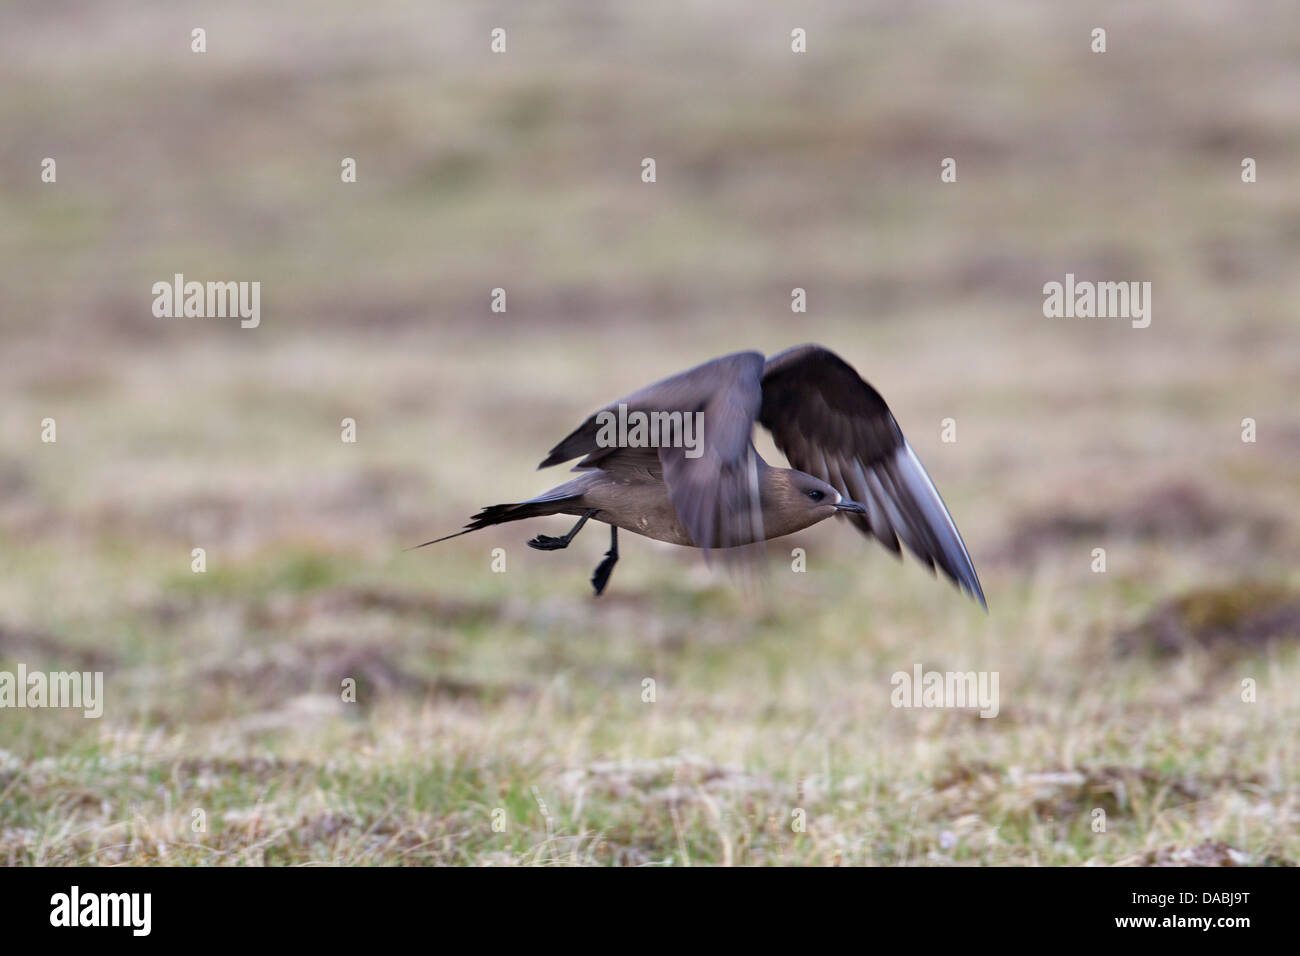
{"left": 420, "top": 345, "right": 985, "bottom": 607}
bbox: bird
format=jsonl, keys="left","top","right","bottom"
{"left": 419, "top": 344, "right": 985, "bottom": 607}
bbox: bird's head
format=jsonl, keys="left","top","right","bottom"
{"left": 760, "top": 468, "right": 867, "bottom": 537}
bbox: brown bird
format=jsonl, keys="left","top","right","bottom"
{"left": 420, "top": 344, "right": 985, "bottom": 607}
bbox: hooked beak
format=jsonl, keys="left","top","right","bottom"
{"left": 834, "top": 499, "right": 868, "bottom": 514}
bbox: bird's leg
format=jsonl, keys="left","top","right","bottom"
{"left": 590, "top": 526, "right": 618, "bottom": 596}
{"left": 528, "top": 509, "right": 597, "bottom": 551}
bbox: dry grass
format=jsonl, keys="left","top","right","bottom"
{"left": 1, "top": 0, "right": 1298, "bottom": 865}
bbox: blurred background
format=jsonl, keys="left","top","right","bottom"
{"left": 1, "top": 0, "right": 1298, "bottom": 865}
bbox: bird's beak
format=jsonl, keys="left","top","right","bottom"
{"left": 834, "top": 499, "right": 868, "bottom": 514}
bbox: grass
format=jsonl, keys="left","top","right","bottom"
{"left": 1, "top": 0, "right": 1299, "bottom": 865}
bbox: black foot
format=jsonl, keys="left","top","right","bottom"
{"left": 591, "top": 553, "right": 617, "bottom": 595}
{"left": 590, "top": 526, "right": 619, "bottom": 596}
{"left": 528, "top": 510, "right": 597, "bottom": 552}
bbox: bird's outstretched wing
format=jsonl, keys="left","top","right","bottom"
{"left": 540, "top": 351, "right": 768, "bottom": 550}
{"left": 759, "top": 344, "right": 986, "bottom": 607}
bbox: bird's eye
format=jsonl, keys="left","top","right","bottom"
{"left": 807, "top": 489, "right": 825, "bottom": 502}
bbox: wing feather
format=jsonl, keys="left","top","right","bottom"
{"left": 541, "top": 351, "right": 768, "bottom": 552}
{"left": 759, "top": 344, "right": 985, "bottom": 607}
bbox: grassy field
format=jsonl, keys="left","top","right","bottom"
{"left": 1, "top": 1, "right": 1299, "bottom": 865}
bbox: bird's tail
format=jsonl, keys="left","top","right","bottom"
{"left": 410, "top": 492, "right": 585, "bottom": 549}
